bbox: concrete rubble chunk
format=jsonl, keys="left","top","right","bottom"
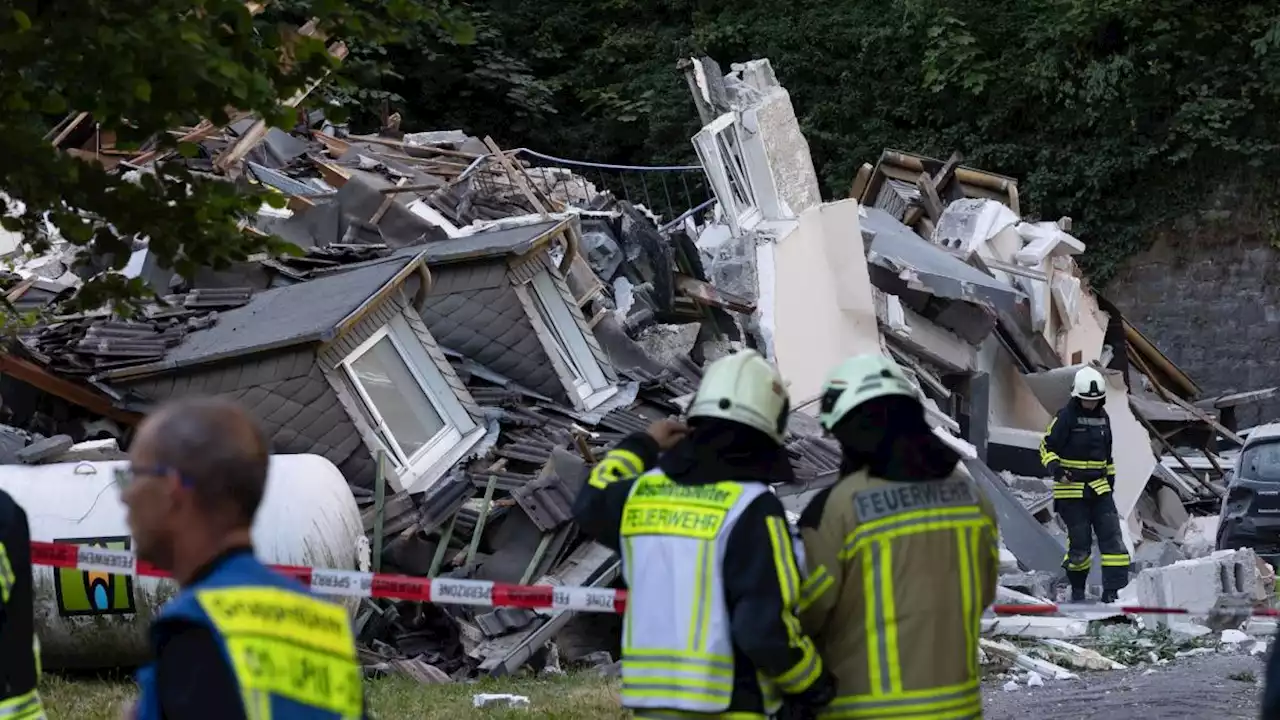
{"left": 982, "top": 616, "right": 1088, "bottom": 639}
{"left": 998, "top": 572, "right": 1056, "bottom": 601}
{"left": 1036, "top": 639, "right": 1127, "bottom": 671}
{"left": 1131, "top": 539, "right": 1187, "bottom": 572}
{"left": 16, "top": 434, "right": 74, "bottom": 464}
{"left": 1134, "top": 548, "right": 1269, "bottom": 627}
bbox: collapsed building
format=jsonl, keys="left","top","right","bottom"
{"left": 0, "top": 53, "right": 1274, "bottom": 678}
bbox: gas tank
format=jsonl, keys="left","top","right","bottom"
{"left": 0, "top": 454, "right": 364, "bottom": 669}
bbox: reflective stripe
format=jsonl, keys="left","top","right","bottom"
{"left": 1062, "top": 553, "right": 1091, "bottom": 572}
{"left": 1088, "top": 478, "right": 1112, "bottom": 494}
{"left": 0, "top": 691, "right": 45, "bottom": 720}
{"left": 956, "top": 527, "right": 977, "bottom": 679}
{"left": 799, "top": 564, "right": 835, "bottom": 613}
{"left": 1105, "top": 463, "right": 1116, "bottom": 475}
{"left": 1039, "top": 418, "right": 1060, "bottom": 467}
{"left": 588, "top": 449, "right": 645, "bottom": 489}
{"left": 1052, "top": 482, "right": 1084, "bottom": 499}
{"left": 1101, "top": 553, "right": 1130, "bottom": 567}
{"left": 1060, "top": 459, "right": 1108, "bottom": 470}
{"left": 765, "top": 515, "right": 823, "bottom": 694}
{"left": 0, "top": 542, "right": 13, "bottom": 605}
{"left": 623, "top": 652, "right": 734, "bottom": 705}
{"left": 820, "top": 679, "right": 982, "bottom": 719}
{"left": 687, "top": 541, "right": 713, "bottom": 651}
{"left": 841, "top": 507, "right": 990, "bottom": 559}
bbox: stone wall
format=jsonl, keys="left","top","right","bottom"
{"left": 1106, "top": 191, "right": 1280, "bottom": 427}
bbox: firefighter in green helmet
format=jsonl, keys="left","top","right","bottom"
{"left": 573, "top": 349, "right": 835, "bottom": 720}
{"left": 796, "top": 353, "right": 999, "bottom": 719}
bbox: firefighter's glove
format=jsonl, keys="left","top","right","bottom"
{"left": 777, "top": 670, "right": 836, "bottom": 720}
{"left": 1054, "top": 467, "right": 1071, "bottom": 483}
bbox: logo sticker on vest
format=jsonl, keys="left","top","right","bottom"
{"left": 53, "top": 536, "right": 136, "bottom": 616}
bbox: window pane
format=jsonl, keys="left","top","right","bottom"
{"left": 350, "top": 336, "right": 445, "bottom": 458}
{"left": 530, "top": 287, "right": 585, "bottom": 379}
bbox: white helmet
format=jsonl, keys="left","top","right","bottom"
{"left": 687, "top": 350, "right": 790, "bottom": 444}
{"left": 818, "top": 354, "right": 916, "bottom": 431}
{"left": 1072, "top": 366, "right": 1106, "bottom": 400}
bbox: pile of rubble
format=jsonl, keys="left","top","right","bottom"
{"left": 3, "top": 51, "right": 1278, "bottom": 684}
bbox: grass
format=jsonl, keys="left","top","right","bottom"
{"left": 38, "top": 672, "right": 625, "bottom": 720}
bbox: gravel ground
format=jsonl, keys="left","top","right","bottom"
{"left": 982, "top": 653, "right": 1265, "bottom": 719}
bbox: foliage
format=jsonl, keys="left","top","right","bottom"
{"left": 381, "top": 0, "right": 1280, "bottom": 283}
{"left": 0, "top": 0, "right": 468, "bottom": 314}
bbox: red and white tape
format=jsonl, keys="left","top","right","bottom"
{"left": 30, "top": 541, "right": 627, "bottom": 614}
{"left": 28, "top": 541, "right": 1280, "bottom": 620}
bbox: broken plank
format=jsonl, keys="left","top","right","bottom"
{"left": 915, "top": 172, "right": 944, "bottom": 221}
{"left": 673, "top": 274, "right": 755, "bottom": 313}
{"left": 482, "top": 136, "right": 548, "bottom": 216}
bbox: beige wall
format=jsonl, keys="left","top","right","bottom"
{"left": 767, "top": 200, "right": 881, "bottom": 406}
{"left": 979, "top": 339, "right": 1052, "bottom": 432}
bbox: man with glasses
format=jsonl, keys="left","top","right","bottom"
{"left": 0, "top": 486, "right": 45, "bottom": 720}
{"left": 120, "top": 396, "right": 365, "bottom": 720}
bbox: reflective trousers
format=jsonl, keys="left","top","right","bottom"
{"left": 1057, "top": 489, "right": 1130, "bottom": 592}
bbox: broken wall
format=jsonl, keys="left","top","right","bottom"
{"left": 728, "top": 60, "right": 823, "bottom": 218}
{"left": 979, "top": 339, "right": 1052, "bottom": 431}
{"left": 768, "top": 200, "right": 880, "bottom": 405}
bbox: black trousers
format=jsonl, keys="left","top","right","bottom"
{"left": 1057, "top": 490, "right": 1130, "bottom": 591}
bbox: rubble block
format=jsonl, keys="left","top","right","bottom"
{"left": 1134, "top": 548, "right": 1267, "bottom": 627}
{"left": 998, "top": 571, "right": 1056, "bottom": 600}
{"left": 1131, "top": 539, "right": 1187, "bottom": 572}
{"left": 981, "top": 616, "right": 1088, "bottom": 639}
{"left": 1177, "top": 516, "right": 1220, "bottom": 559}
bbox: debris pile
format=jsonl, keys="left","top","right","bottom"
{"left": 1, "top": 52, "right": 1276, "bottom": 683}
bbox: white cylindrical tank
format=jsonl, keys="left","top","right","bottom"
{"left": 0, "top": 454, "right": 364, "bottom": 669}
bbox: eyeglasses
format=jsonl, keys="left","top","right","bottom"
{"left": 114, "top": 465, "right": 189, "bottom": 490}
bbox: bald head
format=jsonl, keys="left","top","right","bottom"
{"left": 137, "top": 396, "right": 269, "bottom": 527}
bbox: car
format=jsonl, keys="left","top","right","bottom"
{"left": 1216, "top": 423, "right": 1280, "bottom": 569}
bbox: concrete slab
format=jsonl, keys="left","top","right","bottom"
{"left": 1134, "top": 548, "right": 1266, "bottom": 627}
{"left": 982, "top": 616, "right": 1088, "bottom": 639}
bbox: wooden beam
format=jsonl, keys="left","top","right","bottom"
{"left": 1130, "top": 398, "right": 1224, "bottom": 499}
{"left": 482, "top": 136, "right": 547, "bottom": 216}
{"left": 0, "top": 355, "right": 142, "bottom": 425}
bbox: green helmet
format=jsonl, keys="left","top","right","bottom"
{"left": 817, "top": 354, "right": 917, "bottom": 431}
{"left": 687, "top": 350, "right": 790, "bottom": 444}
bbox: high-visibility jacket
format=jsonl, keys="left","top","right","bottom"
{"left": 0, "top": 489, "right": 44, "bottom": 720}
{"left": 797, "top": 469, "right": 998, "bottom": 720}
{"left": 136, "top": 551, "right": 364, "bottom": 720}
{"left": 573, "top": 431, "right": 828, "bottom": 718}
{"left": 1039, "top": 399, "right": 1116, "bottom": 500}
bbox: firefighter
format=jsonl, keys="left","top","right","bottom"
{"left": 796, "top": 354, "right": 999, "bottom": 720}
{"left": 573, "top": 349, "right": 835, "bottom": 720}
{"left": 0, "top": 486, "right": 45, "bottom": 720}
{"left": 120, "top": 397, "right": 365, "bottom": 720}
{"left": 1040, "top": 366, "right": 1130, "bottom": 603}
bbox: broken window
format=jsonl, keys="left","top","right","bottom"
{"left": 526, "top": 269, "right": 612, "bottom": 408}
{"left": 692, "top": 113, "right": 761, "bottom": 236}
{"left": 341, "top": 316, "right": 474, "bottom": 475}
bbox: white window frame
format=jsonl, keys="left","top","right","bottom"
{"left": 340, "top": 316, "right": 476, "bottom": 478}
{"left": 526, "top": 269, "right": 615, "bottom": 409}
{"left": 692, "top": 112, "right": 762, "bottom": 236}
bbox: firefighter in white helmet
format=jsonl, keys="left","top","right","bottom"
{"left": 573, "top": 349, "right": 835, "bottom": 720}
{"left": 795, "top": 353, "right": 998, "bottom": 719}
{"left": 1040, "top": 365, "right": 1129, "bottom": 603}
